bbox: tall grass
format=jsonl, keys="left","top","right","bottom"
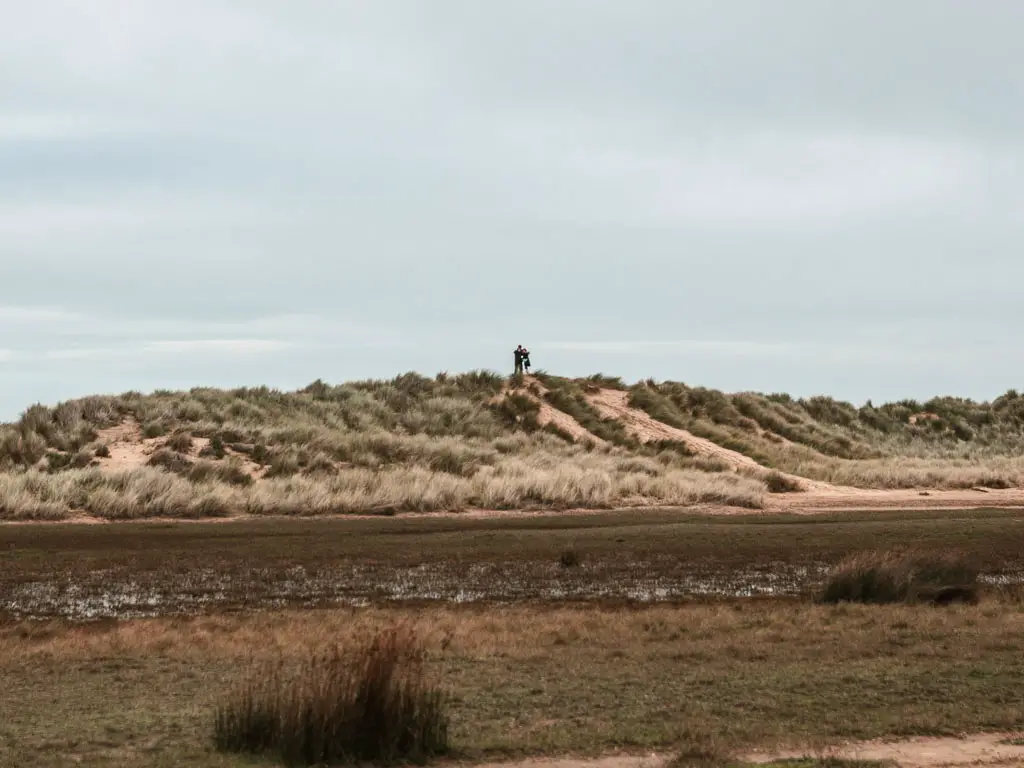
{"left": 627, "top": 381, "right": 1024, "bottom": 488}
{"left": 790, "top": 456, "right": 1024, "bottom": 489}
{"left": 214, "top": 627, "right": 448, "bottom": 766}
{"left": 819, "top": 551, "right": 979, "bottom": 605}
{"left": 0, "top": 453, "right": 766, "bottom": 520}
{"left": 6, "top": 373, "right": 1024, "bottom": 506}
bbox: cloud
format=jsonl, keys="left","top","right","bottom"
{"left": 0, "top": 306, "right": 84, "bottom": 325}
{"left": 0, "top": 113, "right": 152, "bottom": 142}
{"left": 542, "top": 337, "right": 1024, "bottom": 370}
{"left": 2, "top": 2, "right": 1024, "bottom": 416}
{"left": 544, "top": 340, "right": 798, "bottom": 357}
{"left": 144, "top": 339, "right": 293, "bottom": 356}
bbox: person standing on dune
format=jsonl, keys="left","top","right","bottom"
{"left": 514, "top": 345, "right": 524, "bottom": 375}
{"left": 521, "top": 346, "right": 531, "bottom": 374}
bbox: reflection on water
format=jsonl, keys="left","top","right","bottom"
{"left": 4, "top": 563, "right": 1021, "bottom": 622}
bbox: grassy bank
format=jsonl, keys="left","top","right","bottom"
{"left": 3, "top": 373, "right": 1024, "bottom": 520}
{"left": 0, "top": 455, "right": 764, "bottom": 521}
{"left": 3, "top": 601, "right": 1024, "bottom": 766}
{"left": 626, "top": 381, "right": 1024, "bottom": 488}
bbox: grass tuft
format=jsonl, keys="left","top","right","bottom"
{"left": 214, "top": 626, "right": 448, "bottom": 766}
{"left": 559, "top": 547, "right": 581, "bottom": 568}
{"left": 819, "top": 551, "right": 979, "bottom": 605}
{"left": 667, "top": 730, "right": 731, "bottom": 768}
{"left": 765, "top": 471, "right": 803, "bottom": 493}
{"left": 165, "top": 431, "right": 194, "bottom": 454}
{"left": 147, "top": 448, "right": 194, "bottom": 475}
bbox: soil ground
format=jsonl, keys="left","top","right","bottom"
{"left": 2, "top": 508, "right": 1024, "bottom": 766}
{"left": 482, "top": 735, "right": 1024, "bottom": 768}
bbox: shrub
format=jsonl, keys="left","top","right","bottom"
{"left": 44, "top": 451, "right": 73, "bottom": 473}
{"left": 200, "top": 435, "right": 227, "bottom": 460}
{"left": 190, "top": 458, "right": 253, "bottom": 487}
{"left": 765, "top": 471, "right": 803, "bottom": 493}
{"left": 489, "top": 393, "right": 540, "bottom": 432}
{"left": 628, "top": 386, "right": 688, "bottom": 430}
{"left": 142, "top": 422, "right": 166, "bottom": 439}
{"left": 819, "top": 551, "right": 979, "bottom": 605}
{"left": 166, "top": 431, "right": 194, "bottom": 454}
{"left": 0, "top": 429, "right": 48, "bottom": 467}
{"left": 252, "top": 444, "right": 269, "bottom": 465}
{"left": 94, "top": 443, "right": 111, "bottom": 459}
{"left": 559, "top": 547, "right": 581, "bottom": 568}
{"left": 667, "top": 729, "right": 731, "bottom": 768}
{"left": 214, "top": 627, "right": 448, "bottom": 766}
{"left": 147, "top": 448, "right": 194, "bottom": 475}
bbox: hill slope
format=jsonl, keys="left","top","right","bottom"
{"left": 2, "top": 371, "right": 1024, "bottom": 521}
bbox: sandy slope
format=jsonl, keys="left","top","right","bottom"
{"left": 586, "top": 388, "right": 833, "bottom": 492}
{"left": 502, "top": 379, "right": 608, "bottom": 447}
{"left": 94, "top": 421, "right": 265, "bottom": 478}
{"left": 33, "top": 384, "right": 1024, "bottom": 521}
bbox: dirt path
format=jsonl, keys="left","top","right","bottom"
{"left": 769, "top": 485, "right": 1024, "bottom": 512}
{"left": 586, "top": 389, "right": 833, "bottom": 491}
{"left": 745, "top": 733, "right": 1024, "bottom": 766}
{"left": 470, "top": 734, "right": 1024, "bottom": 768}
{"left": 95, "top": 420, "right": 150, "bottom": 471}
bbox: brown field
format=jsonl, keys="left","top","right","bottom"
{"left": 4, "top": 599, "right": 1024, "bottom": 766}
{"left": 2, "top": 508, "right": 1024, "bottom": 766}
{"left": 3, "top": 508, "right": 1024, "bottom": 620}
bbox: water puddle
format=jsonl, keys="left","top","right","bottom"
{"left": 4, "top": 563, "right": 1020, "bottom": 622}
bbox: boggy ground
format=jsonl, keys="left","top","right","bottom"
{"left": 2, "top": 508, "right": 1024, "bottom": 766}
{"left": 4, "top": 508, "right": 1024, "bottom": 620}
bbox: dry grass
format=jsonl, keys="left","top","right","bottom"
{"left": 0, "top": 452, "right": 765, "bottom": 520}
{"left": 214, "top": 626, "right": 448, "bottom": 766}
{"left": 3, "top": 601, "right": 1024, "bottom": 766}
{"left": 5, "top": 372, "right": 1024, "bottom": 520}
{"left": 0, "top": 372, "right": 775, "bottom": 517}
{"left": 628, "top": 381, "right": 1024, "bottom": 489}
{"left": 788, "top": 455, "right": 1024, "bottom": 489}
{"left": 764, "top": 471, "right": 802, "bottom": 493}
{"left": 820, "top": 551, "right": 980, "bottom": 605}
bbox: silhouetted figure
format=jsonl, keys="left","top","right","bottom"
{"left": 514, "top": 345, "right": 524, "bottom": 374}
{"left": 521, "top": 346, "right": 531, "bottom": 374}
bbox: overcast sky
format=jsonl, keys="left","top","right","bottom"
{"left": 3, "top": 1, "right": 1024, "bottom": 419}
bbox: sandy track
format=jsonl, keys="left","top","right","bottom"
{"left": 471, "top": 734, "right": 1024, "bottom": 768}
{"left": 770, "top": 485, "right": 1024, "bottom": 512}
{"left": 586, "top": 389, "right": 833, "bottom": 491}
{"left": 746, "top": 733, "right": 1024, "bottom": 767}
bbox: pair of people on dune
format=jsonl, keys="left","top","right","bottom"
{"left": 513, "top": 345, "right": 531, "bottom": 375}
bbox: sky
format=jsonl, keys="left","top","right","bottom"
{"left": 3, "top": 1, "right": 1024, "bottom": 419}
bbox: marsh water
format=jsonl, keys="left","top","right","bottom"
{"left": 5, "top": 508, "right": 1024, "bottom": 621}
{"left": 4, "top": 561, "right": 1023, "bottom": 621}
